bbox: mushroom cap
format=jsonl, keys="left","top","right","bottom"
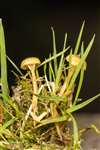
{"left": 66, "top": 55, "right": 80, "bottom": 66}
{"left": 20, "top": 57, "right": 41, "bottom": 70}
{"left": 66, "top": 54, "right": 87, "bottom": 70}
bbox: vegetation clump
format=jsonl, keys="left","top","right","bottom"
{"left": 0, "top": 19, "right": 100, "bottom": 150}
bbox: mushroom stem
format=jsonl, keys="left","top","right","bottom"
{"left": 58, "top": 67, "right": 75, "bottom": 96}
{"left": 28, "top": 65, "right": 38, "bottom": 113}
{"left": 50, "top": 103, "right": 62, "bottom": 140}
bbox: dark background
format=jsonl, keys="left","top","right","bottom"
{"left": 0, "top": 1, "right": 100, "bottom": 112}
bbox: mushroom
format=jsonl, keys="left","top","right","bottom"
{"left": 20, "top": 57, "right": 41, "bottom": 115}
{"left": 58, "top": 54, "right": 86, "bottom": 96}
{"left": 66, "top": 54, "right": 87, "bottom": 70}
{"left": 66, "top": 54, "right": 80, "bottom": 66}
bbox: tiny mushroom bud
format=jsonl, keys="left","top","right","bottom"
{"left": 20, "top": 57, "right": 41, "bottom": 119}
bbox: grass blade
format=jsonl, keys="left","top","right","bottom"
{"left": 51, "top": 27, "right": 58, "bottom": 75}
{"left": 48, "top": 54, "right": 56, "bottom": 82}
{"left": 67, "top": 93, "right": 100, "bottom": 113}
{"left": 2, "top": 118, "right": 17, "bottom": 129}
{"left": 43, "top": 60, "right": 47, "bottom": 75}
{"left": 74, "top": 21, "right": 85, "bottom": 54}
{"left": 39, "top": 46, "right": 70, "bottom": 67}
{"left": 68, "top": 34, "right": 95, "bottom": 91}
{"left": 48, "top": 54, "right": 52, "bottom": 82}
{"left": 35, "top": 115, "right": 69, "bottom": 129}
{"left": 36, "top": 94, "right": 66, "bottom": 102}
{"left": 73, "top": 42, "right": 85, "bottom": 105}
{"left": 0, "top": 19, "right": 9, "bottom": 97}
{"left": 68, "top": 113, "right": 79, "bottom": 149}
{"left": 7, "top": 56, "right": 23, "bottom": 76}
{"left": 55, "top": 33, "right": 67, "bottom": 88}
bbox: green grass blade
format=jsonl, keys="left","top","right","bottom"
{"left": 35, "top": 115, "right": 69, "bottom": 129}
{"left": 2, "top": 118, "right": 17, "bottom": 129}
{"left": 68, "top": 113, "right": 79, "bottom": 149}
{"left": 68, "top": 34, "right": 95, "bottom": 91}
{"left": 55, "top": 33, "right": 67, "bottom": 88}
{"left": 36, "top": 94, "right": 66, "bottom": 102}
{"left": 43, "top": 60, "right": 47, "bottom": 75}
{"left": 48, "top": 54, "right": 55, "bottom": 82}
{"left": 73, "top": 42, "right": 85, "bottom": 105}
{"left": 0, "top": 19, "right": 9, "bottom": 97}
{"left": 74, "top": 21, "right": 85, "bottom": 54}
{"left": 39, "top": 46, "right": 70, "bottom": 67}
{"left": 48, "top": 54, "right": 52, "bottom": 82}
{"left": 73, "top": 68, "right": 84, "bottom": 105}
{"left": 7, "top": 56, "right": 23, "bottom": 76}
{"left": 51, "top": 27, "right": 58, "bottom": 75}
{"left": 67, "top": 93, "right": 100, "bottom": 113}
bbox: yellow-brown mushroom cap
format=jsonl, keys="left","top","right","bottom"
{"left": 66, "top": 55, "right": 80, "bottom": 66}
{"left": 20, "top": 57, "right": 41, "bottom": 70}
{"left": 66, "top": 54, "right": 87, "bottom": 70}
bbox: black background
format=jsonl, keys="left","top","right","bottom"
{"left": 0, "top": 1, "right": 100, "bottom": 112}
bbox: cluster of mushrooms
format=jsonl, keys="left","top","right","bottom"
{"left": 20, "top": 54, "right": 86, "bottom": 125}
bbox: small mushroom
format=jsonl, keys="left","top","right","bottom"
{"left": 20, "top": 57, "right": 41, "bottom": 115}
{"left": 66, "top": 54, "right": 87, "bottom": 70}
{"left": 58, "top": 54, "right": 86, "bottom": 96}
{"left": 66, "top": 54, "right": 80, "bottom": 66}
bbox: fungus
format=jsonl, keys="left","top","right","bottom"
{"left": 58, "top": 54, "right": 86, "bottom": 96}
{"left": 20, "top": 57, "right": 41, "bottom": 117}
{"left": 66, "top": 54, "right": 87, "bottom": 70}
